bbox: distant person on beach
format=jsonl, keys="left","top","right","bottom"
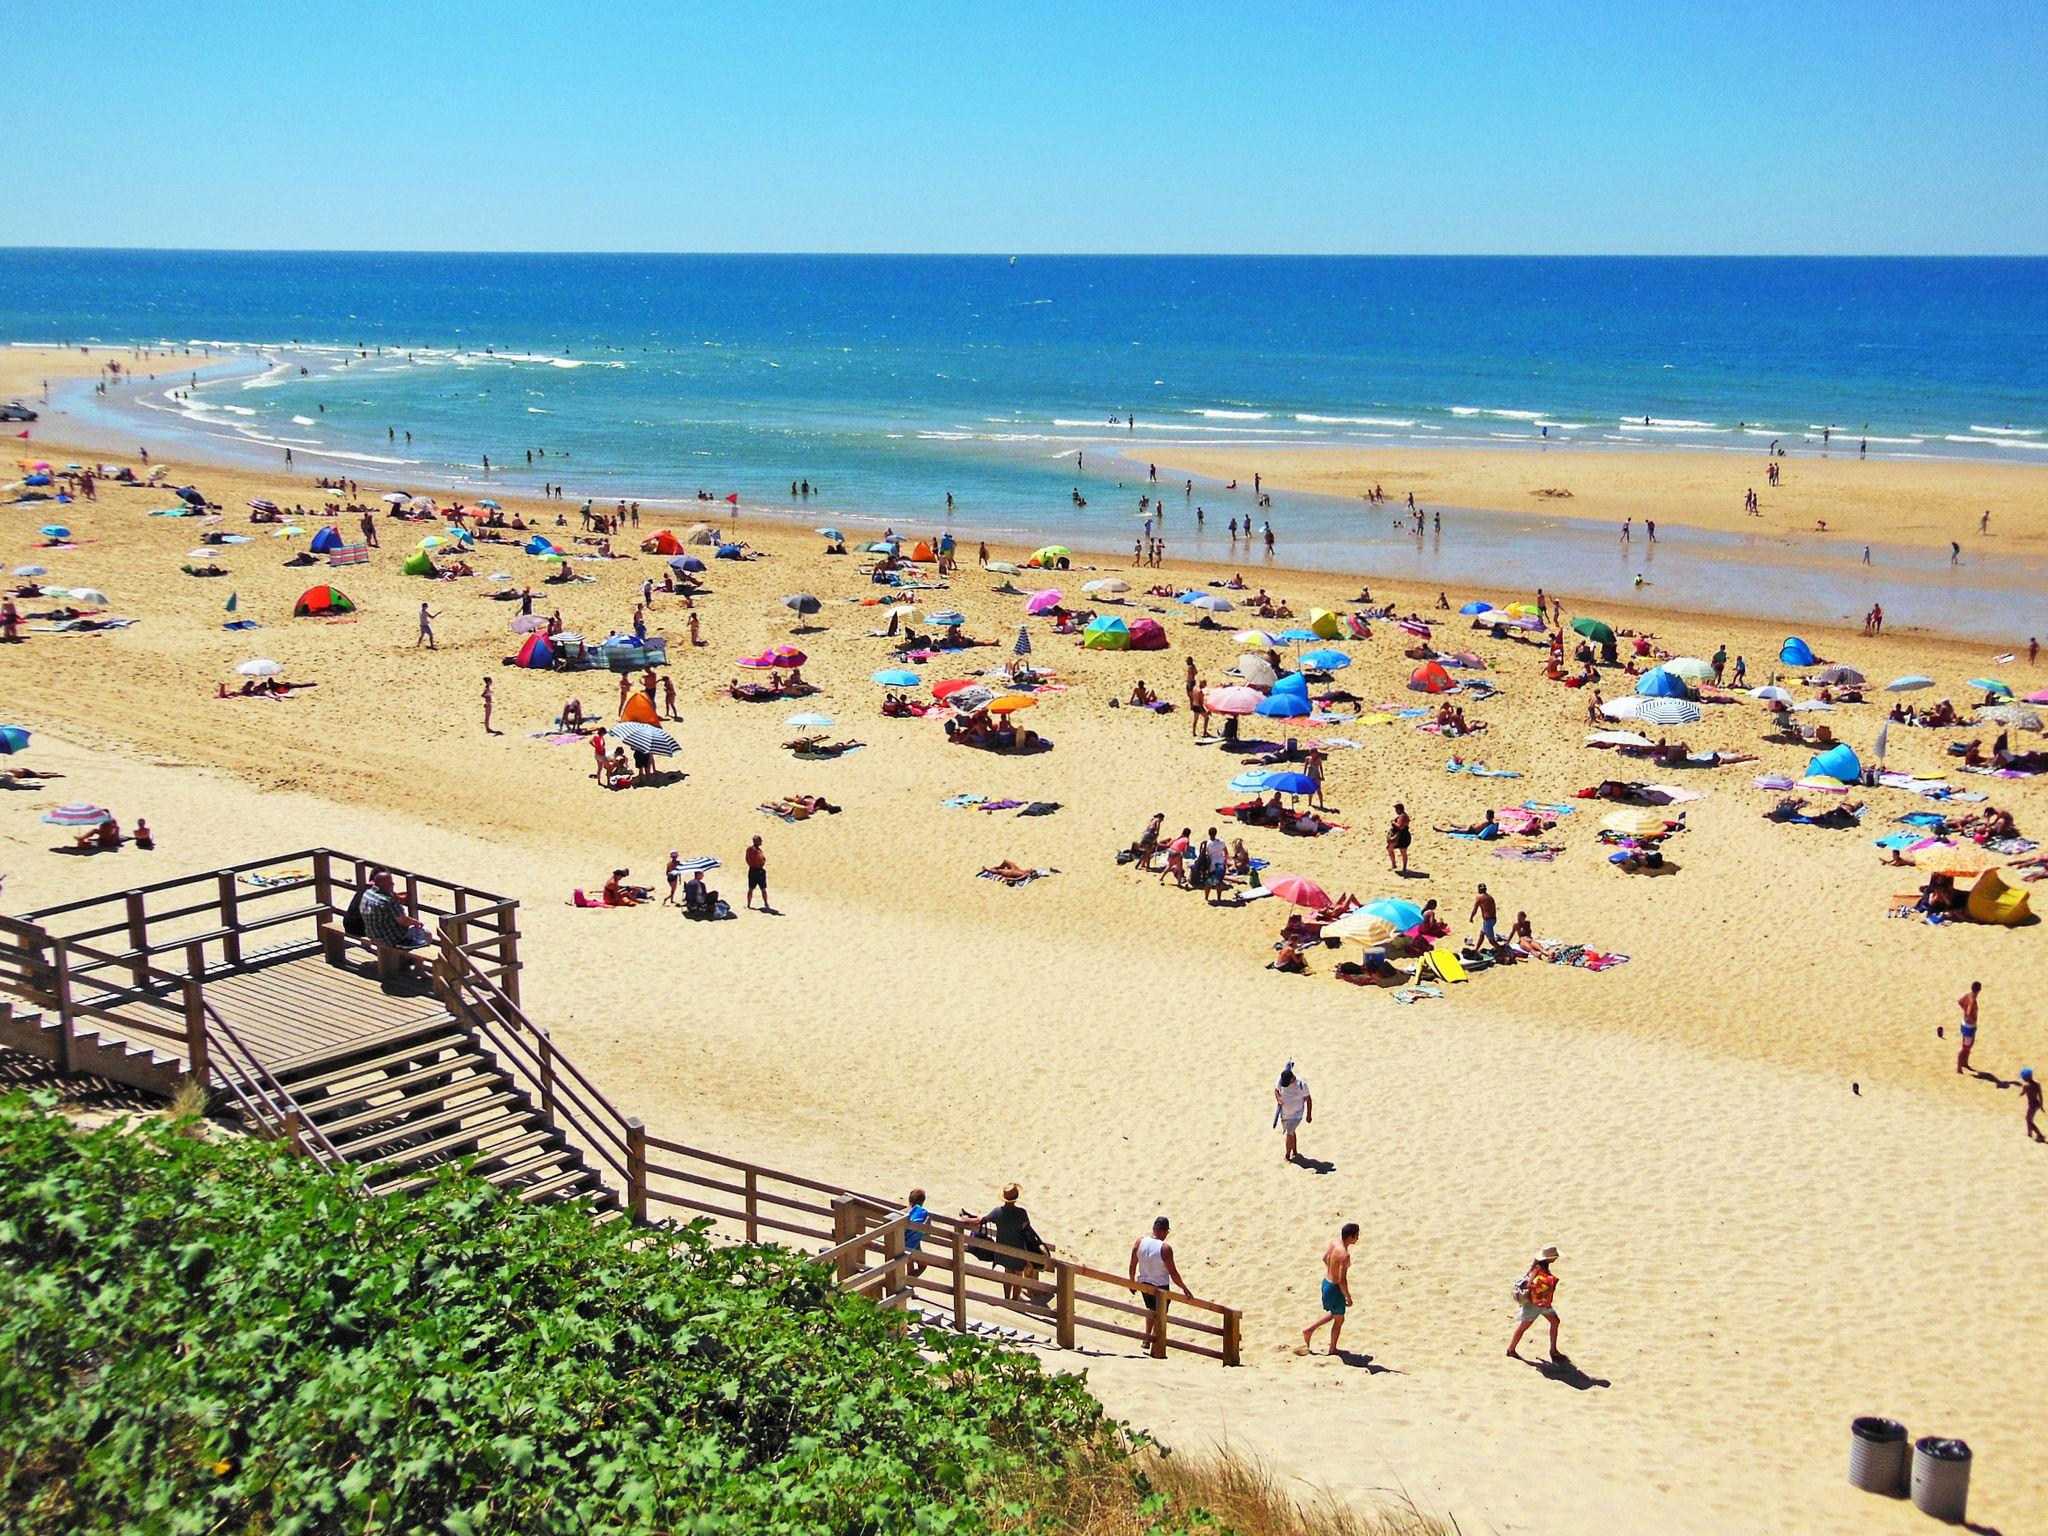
{"left": 1300, "top": 1223, "right": 1359, "bottom": 1356}
{"left": 1507, "top": 1245, "right": 1566, "bottom": 1363}
{"left": 480, "top": 678, "right": 495, "bottom": 734}
{"left": 415, "top": 602, "right": 440, "bottom": 650}
{"left": 1275, "top": 1066, "right": 1312, "bottom": 1162}
{"left": 1952, "top": 541, "right": 1961, "bottom": 566}
{"left": 1387, "top": 803, "right": 1412, "bottom": 874}
{"left": 1957, "top": 981, "right": 1981, "bottom": 1075}
{"left": 1129, "top": 1215, "right": 1192, "bottom": 1354}
{"left": 2023, "top": 1068, "right": 2044, "bottom": 1142}
{"left": 745, "top": 834, "right": 771, "bottom": 911}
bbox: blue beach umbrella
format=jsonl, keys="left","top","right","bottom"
{"left": 1361, "top": 898, "right": 1424, "bottom": 930}
{"left": 927, "top": 609, "right": 967, "bottom": 628}
{"left": 670, "top": 555, "right": 706, "bottom": 572}
{"left": 1256, "top": 693, "right": 1312, "bottom": 718}
{"left": 1260, "top": 771, "right": 1319, "bottom": 795}
{"left": 1279, "top": 628, "right": 1322, "bottom": 643}
{"left": 1459, "top": 601, "right": 1492, "bottom": 615}
{"left": 872, "top": 668, "right": 921, "bottom": 686}
{"left": 39, "top": 525, "right": 70, "bottom": 538}
{"left": 1636, "top": 667, "right": 1689, "bottom": 697}
{"left": 1271, "top": 671, "right": 1310, "bottom": 696}
{"left": 0, "top": 725, "right": 30, "bottom": 755}
{"left": 816, "top": 527, "right": 845, "bottom": 541}
{"left": 1299, "top": 649, "right": 1351, "bottom": 671}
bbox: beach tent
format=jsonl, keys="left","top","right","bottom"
{"left": 1127, "top": 617, "right": 1168, "bottom": 651}
{"left": 1028, "top": 545, "right": 1072, "bottom": 569}
{"left": 523, "top": 535, "right": 558, "bottom": 556}
{"left": 1966, "top": 868, "right": 2032, "bottom": 927}
{"left": 645, "top": 529, "right": 684, "bottom": 555}
{"left": 1345, "top": 614, "right": 1372, "bottom": 641}
{"left": 1307, "top": 608, "right": 1343, "bottom": 640}
{"left": 510, "top": 632, "right": 556, "bottom": 669}
{"left": 685, "top": 524, "right": 719, "bottom": 545}
{"left": 308, "top": 525, "right": 344, "bottom": 554}
{"left": 293, "top": 585, "right": 354, "bottom": 617}
{"left": 1408, "top": 661, "right": 1454, "bottom": 694}
{"left": 1636, "top": 667, "right": 1690, "bottom": 698}
{"left": 619, "top": 692, "right": 660, "bottom": 726}
{"left": 1807, "top": 742, "right": 1862, "bottom": 782}
{"left": 715, "top": 544, "right": 744, "bottom": 560}
{"left": 1082, "top": 615, "right": 1130, "bottom": 650}
{"left": 1272, "top": 670, "right": 1310, "bottom": 696}
{"left": 911, "top": 541, "right": 934, "bottom": 562}
{"left": 400, "top": 550, "right": 435, "bottom": 576}
{"left": 1779, "top": 636, "right": 1818, "bottom": 667}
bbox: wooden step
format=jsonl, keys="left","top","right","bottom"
{"left": 274, "top": 1029, "right": 472, "bottom": 1095}
{"left": 514, "top": 1166, "right": 603, "bottom": 1204}
{"left": 324, "top": 1089, "right": 525, "bottom": 1157}
{"left": 361, "top": 1124, "right": 562, "bottom": 1195}
{"left": 305, "top": 1059, "right": 501, "bottom": 1136}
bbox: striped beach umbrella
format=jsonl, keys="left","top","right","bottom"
{"left": 611, "top": 722, "right": 679, "bottom": 757}
{"left": 43, "top": 803, "right": 112, "bottom": 827}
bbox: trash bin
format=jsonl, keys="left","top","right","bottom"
{"left": 1911, "top": 1436, "right": 1971, "bottom": 1524}
{"left": 1847, "top": 1417, "right": 1909, "bottom": 1497}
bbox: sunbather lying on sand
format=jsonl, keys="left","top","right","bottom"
{"left": 762, "top": 793, "right": 841, "bottom": 819}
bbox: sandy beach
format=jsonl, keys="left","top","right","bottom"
{"left": 4, "top": 342, "right": 2046, "bottom": 1536}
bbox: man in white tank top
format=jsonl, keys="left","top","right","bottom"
{"left": 1129, "top": 1215, "right": 1193, "bottom": 1355}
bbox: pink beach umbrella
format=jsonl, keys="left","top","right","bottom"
{"left": 1025, "top": 589, "right": 1063, "bottom": 615}
{"left": 1204, "top": 685, "right": 1265, "bottom": 715}
{"left": 1264, "top": 873, "right": 1333, "bottom": 908}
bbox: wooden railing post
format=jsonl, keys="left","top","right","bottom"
{"left": 951, "top": 1226, "right": 968, "bottom": 1331}
{"left": 182, "top": 980, "right": 210, "bottom": 1085}
{"left": 537, "top": 1027, "right": 557, "bottom": 1128}
{"left": 497, "top": 908, "right": 520, "bottom": 1007}
{"left": 626, "top": 1118, "right": 648, "bottom": 1223}
{"left": 124, "top": 892, "right": 149, "bottom": 989}
{"left": 1221, "top": 1307, "right": 1242, "bottom": 1367}
{"left": 184, "top": 939, "right": 208, "bottom": 989}
{"left": 312, "top": 850, "right": 334, "bottom": 915}
{"left": 49, "top": 942, "right": 74, "bottom": 1076}
{"left": 1054, "top": 1260, "right": 1077, "bottom": 1349}
{"left": 880, "top": 1214, "right": 905, "bottom": 1308}
{"left": 743, "top": 1168, "right": 759, "bottom": 1242}
{"left": 829, "top": 1198, "right": 862, "bottom": 1282}
{"left": 1151, "top": 1290, "right": 1170, "bottom": 1359}
{"left": 215, "top": 872, "right": 243, "bottom": 967}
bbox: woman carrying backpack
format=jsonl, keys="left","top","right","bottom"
{"left": 1507, "top": 1244, "right": 1566, "bottom": 1363}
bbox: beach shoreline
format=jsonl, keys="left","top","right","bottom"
{"left": 5, "top": 340, "right": 2048, "bottom": 1536}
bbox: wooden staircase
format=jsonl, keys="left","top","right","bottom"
{"left": 262, "top": 1019, "right": 614, "bottom": 1208}
{"left": 0, "top": 997, "right": 186, "bottom": 1089}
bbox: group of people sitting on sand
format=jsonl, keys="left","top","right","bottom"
{"left": 726, "top": 670, "right": 815, "bottom": 701}
{"left": 213, "top": 676, "right": 316, "bottom": 699}
{"left": 1889, "top": 698, "right": 1962, "bottom": 728}
{"left": 1956, "top": 734, "right": 2048, "bottom": 772}
{"left": 944, "top": 709, "right": 1043, "bottom": 753}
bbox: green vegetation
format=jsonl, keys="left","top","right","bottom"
{"left": 0, "top": 1093, "right": 1172, "bottom": 1534}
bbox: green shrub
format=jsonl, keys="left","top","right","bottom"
{"left": 0, "top": 1092, "right": 1165, "bottom": 1535}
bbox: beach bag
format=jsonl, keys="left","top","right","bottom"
{"left": 342, "top": 887, "right": 367, "bottom": 938}
{"left": 1512, "top": 1274, "right": 1531, "bottom": 1304}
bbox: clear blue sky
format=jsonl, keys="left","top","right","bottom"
{"left": 6, "top": 1, "right": 2043, "bottom": 254}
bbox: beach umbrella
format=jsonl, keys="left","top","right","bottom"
{"left": 1779, "top": 636, "right": 1818, "bottom": 667}
{"left": 22, "top": 475, "right": 53, "bottom": 486}
{"left": 1789, "top": 700, "right": 1835, "bottom": 712}
{"left": 1587, "top": 730, "right": 1653, "bottom": 749}
{"left": 1299, "top": 648, "right": 1350, "bottom": 671}
{"left": 1234, "top": 629, "right": 1280, "bottom": 648}
{"left": 1600, "top": 697, "right": 1645, "bottom": 720}
{"left": 247, "top": 497, "right": 280, "bottom": 513}
{"left": 931, "top": 679, "right": 976, "bottom": 701}
{"left": 272, "top": 526, "right": 304, "bottom": 538}
{"left": 1025, "top": 589, "right": 1064, "bottom": 615}
{"left": 1570, "top": 617, "right": 1615, "bottom": 643}
{"left": 669, "top": 555, "right": 706, "bottom": 573}
{"left": 0, "top": 725, "right": 30, "bottom": 755}
{"left": 1459, "top": 600, "right": 1492, "bottom": 615}
{"left": 872, "top": 668, "right": 921, "bottom": 686}
{"left": 785, "top": 712, "right": 835, "bottom": 728}
{"left": 1014, "top": 625, "right": 1032, "bottom": 655}
{"left": 1601, "top": 807, "right": 1670, "bottom": 838}
{"left": 43, "top": 803, "right": 112, "bottom": 827}
{"left": 2025, "top": 690, "right": 2048, "bottom": 705}
{"left": 1884, "top": 675, "right": 1934, "bottom": 692}
{"left": 1230, "top": 769, "right": 1275, "bottom": 791}
{"left": 380, "top": 492, "right": 410, "bottom": 505}
{"left": 1261, "top": 772, "right": 1320, "bottom": 796}
{"left": 1911, "top": 843, "right": 2000, "bottom": 878}
{"left": 38, "top": 525, "right": 71, "bottom": 538}
{"left": 67, "top": 588, "right": 109, "bottom": 605}
{"left": 1635, "top": 667, "right": 1689, "bottom": 698}
{"left": 1752, "top": 685, "right": 1795, "bottom": 704}
{"left": 1235, "top": 655, "right": 1279, "bottom": 688}
{"left": 927, "top": 610, "right": 968, "bottom": 628}
{"left": 1256, "top": 693, "right": 1311, "bottom": 718}
{"left": 947, "top": 686, "right": 996, "bottom": 713}
{"left": 1815, "top": 665, "right": 1865, "bottom": 685}
{"left": 1662, "top": 656, "right": 1714, "bottom": 683}
{"left": 1264, "top": 873, "right": 1333, "bottom": 908}
{"left": 611, "top": 722, "right": 679, "bottom": 757}
{"left": 1977, "top": 704, "right": 2043, "bottom": 730}
{"left": 510, "top": 614, "right": 547, "bottom": 633}
{"left": 1083, "top": 577, "right": 1130, "bottom": 596}
{"left": 187, "top": 547, "right": 227, "bottom": 560}
{"left": 767, "top": 645, "right": 807, "bottom": 665}
{"left": 1280, "top": 628, "right": 1323, "bottom": 644}
{"left": 781, "top": 593, "right": 822, "bottom": 615}
{"left": 1028, "top": 545, "right": 1071, "bottom": 567}
{"left": 862, "top": 540, "right": 899, "bottom": 555}
{"left": 1968, "top": 677, "right": 2013, "bottom": 698}
{"left": 1394, "top": 619, "right": 1432, "bottom": 639}
{"left": 987, "top": 693, "right": 1036, "bottom": 714}
{"left": 1635, "top": 698, "right": 1703, "bottom": 726}
{"left": 1505, "top": 603, "right": 1542, "bottom": 618}
{"left": 1204, "top": 685, "right": 1265, "bottom": 715}
{"left": 1794, "top": 774, "right": 1851, "bottom": 793}
{"left": 1324, "top": 909, "right": 1406, "bottom": 946}
{"left": 815, "top": 527, "right": 844, "bottom": 540}
{"left": 1408, "top": 661, "right": 1454, "bottom": 694}
{"left": 1360, "top": 897, "right": 1425, "bottom": 930}
{"left": 12, "top": 565, "right": 47, "bottom": 577}
{"left": 1186, "top": 593, "right": 1234, "bottom": 613}
{"left": 235, "top": 659, "right": 282, "bottom": 677}
{"left": 176, "top": 486, "right": 206, "bottom": 506}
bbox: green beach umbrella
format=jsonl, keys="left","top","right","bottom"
{"left": 1570, "top": 617, "right": 1614, "bottom": 643}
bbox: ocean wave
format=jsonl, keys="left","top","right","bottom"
{"left": 1622, "top": 416, "right": 1717, "bottom": 429}
{"left": 1948, "top": 433, "right": 2048, "bottom": 450}
{"left": 1190, "top": 408, "right": 1269, "bottom": 420}
{"left": 1296, "top": 413, "right": 1416, "bottom": 427}
{"left": 1966, "top": 425, "right": 2040, "bottom": 437}
{"left": 1452, "top": 407, "right": 1546, "bottom": 420}
{"left": 527, "top": 406, "right": 551, "bottom": 414}
{"left": 290, "top": 415, "right": 318, "bottom": 426}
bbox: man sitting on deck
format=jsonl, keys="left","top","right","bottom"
{"left": 358, "top": 871, "right": 432, "bottom": 957}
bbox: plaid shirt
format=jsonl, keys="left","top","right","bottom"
{"left": 358, "top": 888, "right": 420, "bottom": 949}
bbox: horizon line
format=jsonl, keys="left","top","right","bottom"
{"left": 4, "top": 246, "right": 2046, "bottom": 261}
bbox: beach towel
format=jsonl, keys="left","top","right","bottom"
{"left": 1492, "top": 845, "right": 1564, "bottom": 862}
{"left": 222, "top": 619, "right": 263, "bottom": 630}
{"left": 1391, "top": 986, "right": 1443, "bottom": 1004}
{"left": 1017, "top": 801, "right": 1062, "bottom": 816}
{"left": 977, "top": 798, "right": 1027, "bottom": 812}
{"left": 1445, "top": 761, "right": 1521, "bottom": 777}
{"left": 942, "top": 794, "right": 987, "bottom": 807}
{"left": 1873, "top": 832, "right": 1922, "bottom": 850}
{"left": 1897, "top": 812, "right": 1949, "bottom": 828}
{"left": 239, "top": 870, "right": 309, "bottom": 888}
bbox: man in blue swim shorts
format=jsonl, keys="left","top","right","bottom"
{"left": 1300, "top": 1222, "right": 1360, "bottom": 1355}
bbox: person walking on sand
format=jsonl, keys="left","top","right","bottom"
{"left": 1387, "top": 802, "right": 1412, "bottom": 875}
{"left": 415, "top": 602, "right": 440, "bottom": 650}
{"left": 2022, "top": 1068, "right": 2044, "bottom": 1143}
{"left": 480, "top": 678, "right": 495, "bottom": 734}
{"left": 1129, "top": 1215, "right": 1193, "bottom": 1354}
{"left": 1300, "top": 1223, "right": 1359, "bottom": 1356}
{"left": 745, "top": 834, "right": 771, "bottom": 912}
{"left": 1470, "top": 883, "right": 1498, "bottom": 945}
{"left": 663, "top": 850, "right": 683, "bottom": 905}
{"left": 1275, "top": 1065, "right": 1312, "bottom": 1163}
{"left": 1957, "top": 981, "right": 1981, "bottom": 1075}
{"left": 1507, "top": 1245, "right": 1566, "bottom": 1363}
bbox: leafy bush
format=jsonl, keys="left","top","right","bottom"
{"left": 0, "top": 1092, "right": 1167, "bottom": 1535}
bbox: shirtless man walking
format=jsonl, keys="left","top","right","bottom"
{"left": 1300, "top": 1223, "right": 1359, "bottom": 1355}
{"left": 1957, "top": 980, "right": 1982, "bottom": 1075}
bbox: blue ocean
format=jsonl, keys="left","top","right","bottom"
{"left": 6, "top": 251, "right": 2046, "bottom": 635}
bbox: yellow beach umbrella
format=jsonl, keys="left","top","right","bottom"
{"left": 1601, "top": 807, "right": 1670, "bottom": 838}
{"left": 1506, "top": 603, "right": 1541, "bottom": 617}
{"left": 987, "top": 693, "right": 1037, "bottom": 714}
{"left": 1323, "top": 910, "right": 1403, "bottom": 946}
{"left": 1307, "top": 608, "right": 1343, "bottom": 639}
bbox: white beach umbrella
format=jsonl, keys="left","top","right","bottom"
{"left": 1752, "top": 686, "right": 1795, "bottom": 704}
{"left": 67, "top": 588, "right": 110, "bottom": 605}
{"left": 1600, "top": 696, "right": 1645, "bottom": 720}
{"left": 1885, "top": 675, "right": 1935, "bottom": 693}
{"left": 1662, "top": 656, "right": 1714, "bottom": 683}
{"left": 236, "top": 659, "right": 282, "bottom": 677}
